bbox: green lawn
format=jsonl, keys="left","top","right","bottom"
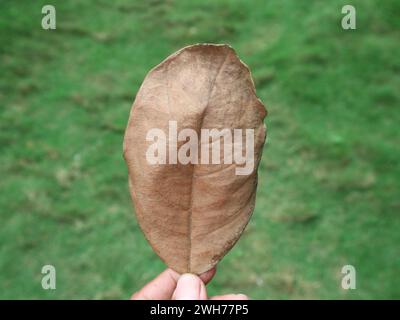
{"left": 1, "top": 0, "right": 399, "bottom": 299}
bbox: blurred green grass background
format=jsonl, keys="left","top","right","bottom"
{"left": 1, "top": 0, "right": 399, "bottom": 299}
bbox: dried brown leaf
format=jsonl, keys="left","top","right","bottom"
{"left": 123, "top": 44, "right": 267, "bottom": 274}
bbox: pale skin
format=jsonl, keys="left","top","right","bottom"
{"left": 131, "top": 267, "right": 248, "bottom": 300}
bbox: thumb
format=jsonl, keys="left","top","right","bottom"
{"left": 172, "top": 274, "right": 207, "bottom": 300}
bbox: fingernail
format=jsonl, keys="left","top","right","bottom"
{"left": 174, "top": 274, "right": 202, "bottom": 300}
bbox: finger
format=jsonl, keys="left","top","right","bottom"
{"left": 131, "top": 268, "right": 180, "bottom": 300}
{"left": 172, "top": 274, "right": 208, "bottom": 300}
{"left": 210, "top": 294, "right": 249, "bottom": 300}
{"left": 131, "top": 267, "right": 216, "bottom": 300}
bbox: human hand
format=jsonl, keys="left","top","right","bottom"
{"left": 131, "top": 268, "right": 248, "bottom": 300}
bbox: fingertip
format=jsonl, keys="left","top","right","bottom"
{"left": 165, "top": 268, "right": 180, "bottom": 282}
{"left": 130, "top": 268, "right": 180, "bottom": 300}
{"left": 173, "top": 273, "right": 207, "bottom": 300}
{"left": 180, "top": 273, "right": 200, "bottom": 282}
